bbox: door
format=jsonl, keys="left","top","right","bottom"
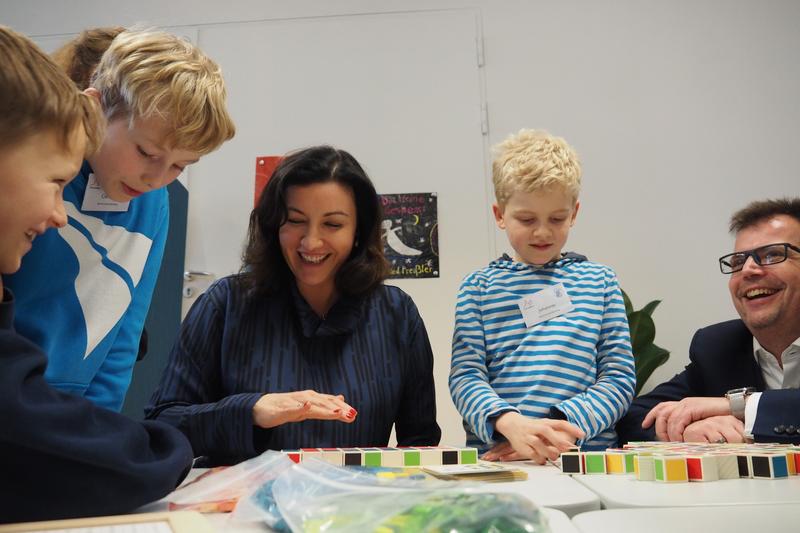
{"left": 183, "top": 9, "right": 491, "bottom": 443}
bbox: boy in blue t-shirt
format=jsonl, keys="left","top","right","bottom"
{"left": 0, "top": 25, "right": 191, "bottom": 522}
{"left": 449, "top": 129, "right": 636, "bottom": 463}
{"left": 6, "top": 29, "right": 235, "bottom": 411}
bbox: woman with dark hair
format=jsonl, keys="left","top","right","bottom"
{"left": 146, "top": 146, "right": 441, "bottom": 465}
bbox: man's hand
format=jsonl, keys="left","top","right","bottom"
{"left": 485, "top": 412, "right": 584, "bottom": 464}
{"left": 643, "top": 397, "right": 730, "bottom": 441}
{"left": 682, "top": 416, "right": 744, "bottom": 443}
{"left": 253, "top": 390, "right": 356, "bottom": 429}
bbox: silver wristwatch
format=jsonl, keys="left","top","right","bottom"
{"left": 725, "top": 387, "right": 755, "bottom": 420}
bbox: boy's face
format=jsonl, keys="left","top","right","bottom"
{"left": 0, "top": 128, "right": 85, "bottom": 275}
{"left": 87, "top": 114, "right": 200, "bottom": 202}
{"left": 493, "top": 185, "right": 579, "bottom": 266}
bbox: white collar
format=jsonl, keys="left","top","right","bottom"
{"left": 752, "top": 335, "right": 800, "bottom": 361}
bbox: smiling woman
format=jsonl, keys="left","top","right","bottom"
{"left": 145, "top": 145, "right": 441, "bottom": 465}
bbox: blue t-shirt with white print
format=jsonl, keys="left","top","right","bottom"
{"left": 6, "top": 161, "right": 169, "bottom": 411}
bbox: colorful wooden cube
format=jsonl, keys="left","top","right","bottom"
{"left": 459, "top": 448, "right": 478, "bottom": 464}
{"left": 320, "top": 448, "right": 343, "bottom": 465}
{"left": 416, "top": 446, "right": 443, "bottom": 466}
{"left": 560, "top": 452, "right": 583, "bottom": 474}
{"left": 750, "top": 454, "right": 789, "bottom": 479}
{"left": 283, "top": 449, "right": 302, "bottom": 464}
{"left": 300, "top": 448, "right": 323, "bottom": 462}
{"left": 379, "top": 447, "right": 404, "bottom": 467}
{"left": 686, "top": 455, "right": 719, "bottom": 482}
{"left": 342, "top": 449, "right": 363, "bottom": 466}
{"left": 605, "top": 451, "right": 636, "bottom": 474}
{"left": 583, "top": 452, "right": 607, "bottom": 474}
{"left": 654, "top": 455, "right": 688, "bottom": 482}
{"left": 634, "top": 455, "right": 655, "bottom": 481}
{"left": 736, "top": 454, "right": 752, "bottom": 478}
{"left": 713, "top": 454, "right": 739, "bottom": 480}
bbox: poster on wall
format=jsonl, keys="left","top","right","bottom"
{"left": 380, "top": 192, "right": 439, "bottom": 279}
{"left": 254, "top": 156, "right": 282, "bottom": 205}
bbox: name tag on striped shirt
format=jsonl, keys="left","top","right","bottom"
{"left": 518, "top": 283, "right": 574, "bottom": 328}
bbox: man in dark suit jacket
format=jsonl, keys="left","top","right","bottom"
{"left": 617, "top": 198, "right": 800, "bottom": 445}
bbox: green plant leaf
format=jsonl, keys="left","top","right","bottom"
{"left": 634, "top": 343, "right": 670, "bottom": 396}
{"left": 621, "top": 289, "right": 633, "bottom": 316}
{"left": 628, "top": 311, "right": 655, "bottom": 353}
{"left": 640, "top": 299, "right": 662, "bottom": 317}
{"left": 621, "top": 286, "right": 671, "bottom": 396}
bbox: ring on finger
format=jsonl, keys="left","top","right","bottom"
{"left": 715, "top": 436, "right": 727, "bottom": 444}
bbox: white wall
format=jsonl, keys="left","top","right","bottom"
{"left": 4, "top": 0, "right": 799, "bottom": 443}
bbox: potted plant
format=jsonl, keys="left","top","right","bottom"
{"left": 622, "top": 290, "right": 670, "bottom": 396}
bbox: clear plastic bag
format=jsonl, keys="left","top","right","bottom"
{"left": 166, "top": 450, "right": 293, "bottom": 513}
{"left": 260, "top": 458, "right": 551, "bottom": 533}
{"left": 232, "top": 458, "right": 451, "bottom": 530}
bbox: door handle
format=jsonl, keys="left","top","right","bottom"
{"left": 183, "top": 271, "right": 214, "bottom": 282}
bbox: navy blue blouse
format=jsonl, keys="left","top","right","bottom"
{"left": 145, "top": 276, "right": 440, "bottom": 465}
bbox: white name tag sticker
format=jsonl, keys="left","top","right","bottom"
{"left": 518, "top": 283, "right": 574, "bottom": 328}
{"left": 81, "top": 173, "right": 130, "bottom": 212}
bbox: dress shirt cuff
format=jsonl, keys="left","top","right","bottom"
{"left": 743, "top": 391, "right": 761, "bottom": 436}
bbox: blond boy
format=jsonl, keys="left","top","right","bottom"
{"left": 449, "top": 129, "right": 636, "bottom": 463}
{"left": 7, "top": 29, "right": 235, "bottom": 411}
{"left": 0, "top": 25, "right": 192, "bottom": 523}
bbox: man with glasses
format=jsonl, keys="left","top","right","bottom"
{"left": 617, "top": 198, "right": 800, "bottom": 445}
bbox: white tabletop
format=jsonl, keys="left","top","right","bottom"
{"left": 574, "top": 472, "right": 800, "bottom": 509}
{"left": 572, "top": 504, "right": 800, "bottom": 533}
{"left": 470, "top": 461, "right": 601, "bottom": 517}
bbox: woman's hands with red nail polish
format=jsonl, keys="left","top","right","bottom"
{"left": 253, "top": 390, "right": 356, "bottom": 428}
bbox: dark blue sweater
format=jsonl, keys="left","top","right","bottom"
{"left": 0, "top": 288, "right": 192, "bottom": 523}
{"left": 145, "top": 276, "right": 441, "bottom": 465}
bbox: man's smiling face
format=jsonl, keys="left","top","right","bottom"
{"left": 728, "top": 215, "right": 800, "bottom": 334}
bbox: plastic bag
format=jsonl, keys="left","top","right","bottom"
{"left": 232, "top": 458, "right": 450, "bottom": 530}
{"left": 166, "top": 450, "right": 293, "bottom": 513}
{"left": 265, "top": 459, "right": 550, "bottom": 533}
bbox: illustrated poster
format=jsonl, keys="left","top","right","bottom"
{"left": 380, "top": 192, "right": 439, "bottom": 279}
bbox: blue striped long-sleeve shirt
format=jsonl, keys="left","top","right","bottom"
{"left": 145, "top": 276, "right": 440, "bottom": 465}
{"left": 449, "top": 254, "right": 635, "bottom": 452}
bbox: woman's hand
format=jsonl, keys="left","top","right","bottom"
{"left": 252, "top": 390, "right": 357, "bottom": 429}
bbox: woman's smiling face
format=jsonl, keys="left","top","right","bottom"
{"left": 278, "top": 181, "right": 357, "bottom": 304}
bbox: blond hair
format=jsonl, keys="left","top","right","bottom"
{"left": 52, "top": 26, "right": 125, "bottom": 90}
{"left": 90, "top": 29, "right": 235, "bottom": 154}
{"left": 0, "top": 26, "right": 103, "bottom": 156}
{"left": 492, "top": 129, "right": 582, "bottom": 206}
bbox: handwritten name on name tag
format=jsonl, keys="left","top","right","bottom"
{"left": 518, "top": 283, "right": 574, "bottom": 328}
{"left": 81, "top": 173, "right": 130, "bottom": 212}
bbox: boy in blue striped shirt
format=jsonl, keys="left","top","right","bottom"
{"left": 449, "top": 129, "right": 636, "bottom": 463}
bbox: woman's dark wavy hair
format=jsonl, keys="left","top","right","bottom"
{"left": 240, "top": 145, "right": 389, "bottom": 298}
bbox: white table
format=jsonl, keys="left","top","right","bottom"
{"left": 471, "top": 461, "right": 601, "bottom": 517}
{"left": 572, "top": 504, "right": 800, "bottom": 533}
{"left": 574, "top": 472, "right": 800, "bottom": 509}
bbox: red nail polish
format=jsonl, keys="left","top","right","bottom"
{"left": 348, "top": 408, "right": 357, "bottom": 418}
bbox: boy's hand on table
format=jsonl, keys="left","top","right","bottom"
{"left": 486, "top": 412, "right": 584, "bottom": 464}
{"left": 252, "top": 390, "right": 356, "bottom": 428}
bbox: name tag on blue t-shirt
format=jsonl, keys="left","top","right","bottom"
{"left": 81, "top": 173, "right": 130, "bottom": 212}
{"left": 518, "top": 283, "right": 574, "bottom": 328}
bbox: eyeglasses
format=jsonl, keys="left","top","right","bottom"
{"left": 719, "top": 242, "right": 800, "bottom": 274}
